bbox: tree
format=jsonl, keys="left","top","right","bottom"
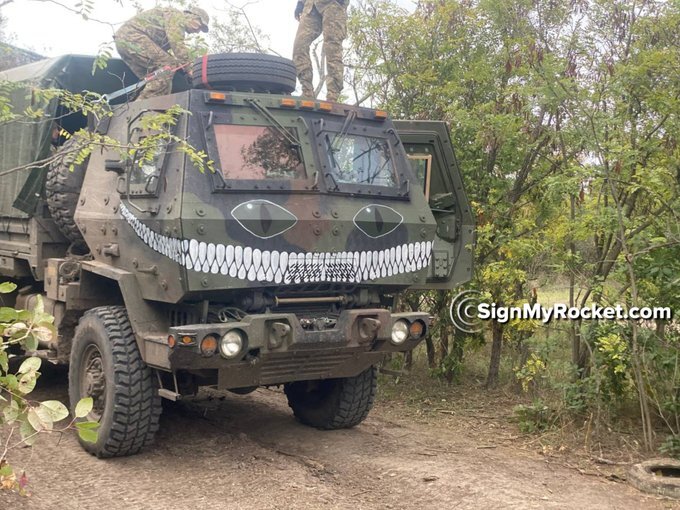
{"left": 347, "top": 0, "right": 679, "bottom": 450}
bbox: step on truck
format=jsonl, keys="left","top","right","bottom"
{"left": 0, "top": 53, "right": 474, "bottom": 457}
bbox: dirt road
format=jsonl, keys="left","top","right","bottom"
{"left": 0, "top": 372, "right": 675, "bottom": 510}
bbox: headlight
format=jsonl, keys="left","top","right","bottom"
{"left": 391, "top": 320, "right": 410, "bottom": 345}
{"left": 409, "top": 320, "right": 426, "bottom": 339}
{"left": 220, "top": 330, "right": 245, "bottom": 358}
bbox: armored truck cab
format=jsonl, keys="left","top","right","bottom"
{"left": 0, "top": 53, "right": 474, "bottom": 457}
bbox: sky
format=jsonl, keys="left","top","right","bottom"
{"left": 2, "top": 0, "right": 415, "bottom": 59}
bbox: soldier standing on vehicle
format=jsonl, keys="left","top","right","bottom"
{"left": 292, "top": 0, "right": 348, "bottom": 102}
{"left": 114, "top": 6, "right": 210, "bottom": 99}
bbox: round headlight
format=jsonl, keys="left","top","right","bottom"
{"left": 220, "top": 330, "right": 244, "bottom": 358}
{"left": 391, "top": 319, "right": 410, "bottom": 345}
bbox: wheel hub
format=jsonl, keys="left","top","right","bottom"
{"left": 81, "top": 345, "right": 106, "bottom": 419}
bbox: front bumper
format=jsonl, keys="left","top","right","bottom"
{"left": 145, "top": 309, "right": 429, "bottom": 389}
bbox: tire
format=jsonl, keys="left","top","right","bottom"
{"left": 68, "top": 306, "right": 162, "bottom": 458}
{"left": 191, "top": 53, "right": 297, "bottom": 94}
{"left": 45, "top": 137, "right": 89, "bottom": 247}
{"left": 284, "top": 366, "right": 377, "bottom": 430}
{"left": 629, "top": 458, "right": 680, "bottom": 499}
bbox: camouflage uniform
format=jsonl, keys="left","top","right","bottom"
{"left": 115, "top": 7, "right": 208, "bottom": 99}
{"left": 293, "top": 0, "right": 348, "bottom": 102}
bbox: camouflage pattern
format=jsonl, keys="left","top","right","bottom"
{"left": 114, "top": 7, "right": 203, "bottom": 99}
{"left": 0, "top": 54, "right": 474, "bottom": 387}
{"left": 293, "top": 0, "right": 348, "bottom": 101}
{"left": 74, "top": 90, "right": 473, "bottom": 301}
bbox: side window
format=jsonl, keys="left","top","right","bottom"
{"left": 127, "top": 112, "right": 172, "bottom": 196}
{"left": 406, "top": 154, "right": 432, "bottom": 200}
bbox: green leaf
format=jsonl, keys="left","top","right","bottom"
{"left": 33, "top": 294, "right": 44, "bottom": 315}
{"left": 0, "top": 282, "right": 17, "bottom": 294}
{"left": 40, "top": 401, "right": 69, "bottom": 422}
{"left": 3, "top": 321, "right": 27, "bottom": 337}
{"left": 33, "top": 324, "right": 55, "bottom": 344}
{"left": 0, "top": 464, "right": 12, "bottom": 476}
{"left": 0, "top": 307, "right": 18, "bottom": 322}
{"left": 19, "top": 418, "right": 37, "bottom": 445}
{"left": 0, "top": 349, "right": 8, "bottom": 374}
{"left": 18, "top": 357, "right": 41, "bottom": 374}
{"left": 77, "top": 428, "right": 98, "bottom": 443}
{"left": 34, "top": 406, "right": 55, "bottom": 431}
{"left": 16, "top": 310, "right": 32, "bottom": 321}
{"left": 75, "top": 421, "right": 99, "bottom": 430}
{"left": 17, "top": 372, "right": 37, "bottom": 394}
{"left": 27, "top": 407, "right": 51, "bottom": 432}
{"left": 75, "top": 397, "right": 93, "bottom": 418}
{"left": 23, "top": 334, "right": 39, "bottom": 352}
{"left": 3, "top": 374, "right": 18, "bottom": 391}
{"left": 2, "top": 399, "right": 20, "bottom": 424}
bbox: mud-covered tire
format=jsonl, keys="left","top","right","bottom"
{"left": 191, "top": 53, "right": 297, "bottom": 94}
{"left": 68, "top": 306, "right": 162, "bottom": 458}
{"left": 628, "top": 458, "right": 680, "bottom": 499}
{"left": 284, "top": 366, "right": 377, "bottom": 430}
{"left": 45, "top": 137, "right": 89, "bottom": 246}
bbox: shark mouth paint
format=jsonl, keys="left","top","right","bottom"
{"left": 119, "top": 203, "right": 433, "bottom": 284}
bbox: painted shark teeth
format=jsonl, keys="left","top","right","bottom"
{"left": 119, "top": 203, "right": 434, "bottom": 284}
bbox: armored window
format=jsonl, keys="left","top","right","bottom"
{"left": 212, "top": 124, "right": 305, "bottom": 181}
{"left": 325, "top": 134, "right": 397, "bottom": 188}
{"left": 127, "top": 111, "right": 173, "bottom": 197}
{"left": 130, "top": 137, "right": 166, "bottom": 187}
{"left": 406, "top": 154, "right": 432, "bottom": 200}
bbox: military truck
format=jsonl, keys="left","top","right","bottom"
{"left": 0, "top": 53, "right": 473, "bottom": 457}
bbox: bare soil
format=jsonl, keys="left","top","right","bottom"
{"left": 1, "top": 370, "right": 677, "bottom": 510}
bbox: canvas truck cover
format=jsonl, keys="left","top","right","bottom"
{"left": 0, "top": 55, "right": 137, "bottom": 217}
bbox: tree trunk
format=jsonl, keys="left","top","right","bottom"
{"left": 404, "top": 350, "right": 413, "bottom": 372}
{"left": 656, "top": 319, "right": 666, "bottom": 341}
{"left": 486, "top": 320, "right": 504, "bottom": 388}
{"left": 425, "top": 335, "right": 436, "bottom": 368}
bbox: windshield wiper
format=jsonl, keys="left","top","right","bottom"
{"left": 244, "top": 98, "right": 302, "bottom": 149}
{"left": 332, "top": 110, "right": 357, "bottom": 151}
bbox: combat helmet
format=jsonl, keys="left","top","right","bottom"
{"left": 185, "top": 6, "right": 210, "bottom": 32}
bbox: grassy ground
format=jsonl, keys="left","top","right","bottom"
{"left": 376, "top": 336, "right": 670, "bottom": 466}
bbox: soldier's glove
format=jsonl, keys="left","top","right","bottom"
{"left": 294, "top": 1, "right": 304, "bottom": 20}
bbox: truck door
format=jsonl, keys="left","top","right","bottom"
{"left": 393, "top": 120, "right": 474, "bottom": 289}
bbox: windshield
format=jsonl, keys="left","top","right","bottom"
{"left": 213, "top": 124, "right": 306, "bottom": 180}
{"left": 325, "top": 133, "right": 397, "bottom": 188}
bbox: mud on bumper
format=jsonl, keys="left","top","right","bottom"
{"left": 145, "top": 309, "right": 429, "bottom": 389}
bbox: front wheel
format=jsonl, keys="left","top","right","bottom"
{"left": 68, "top": 306, "right": 162, "bottom": 457}
{"left": 284, "top": 366, "right": 377, "bottom": 430}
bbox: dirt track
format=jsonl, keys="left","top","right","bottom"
{"left": 0, "top": 372, "right": 676, "bottom": 510}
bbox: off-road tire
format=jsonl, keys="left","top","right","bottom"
{"left": 284, "top": 366, "right": 377, "bottom": 430}
{"left": 68, "top": 306, "right": 162, "bottom": 458}
{"left": 45, "top": 137, "right": 89, "bottom": 246}
{"left": 191, "top": 53, "right": 297, "bottom": 94}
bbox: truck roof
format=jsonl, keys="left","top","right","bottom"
{"left": 0, "top": 54, "right": 137, "bottom": 94}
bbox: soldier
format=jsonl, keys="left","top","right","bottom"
{"left": 292, "top": 0, "right": 348, "bottom": 102}
{"left": 115, "top": 6, "right": 210, "bottom": 99}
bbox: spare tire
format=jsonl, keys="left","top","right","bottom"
{"left": 191, "top": 53, "right": 297, "bottom": 94}
{"left": 45, "top": 137, "right": 89, "bottom": 247}
{"left": 629, "top": 458, "right": 680, "bottom": 499}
